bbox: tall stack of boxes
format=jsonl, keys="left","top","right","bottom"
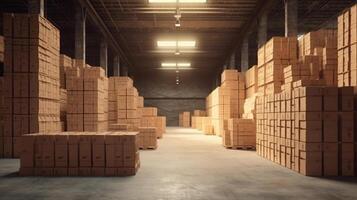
{"left": 256, "top": 85, "right": 355, "bottom": 176}
{"left": 2, "top": 13, "right": 61, "bottom": 157}
{"left": 337, "top": 5, "right": 357, "bottom": 86}
{"left": 19, "top": 132, "right": 140, "bottom": 176}
{"left": 179, "top": 111, "right": 191, "bottom": 127}
{"left": 108, "top": 77, "right": 140, "bottom": 131}
{"left": 66, "top": 67, "right": 108, "bottom": 132}
{"left": 245, "top": 65, "right": 258, "bottom": 98}
{"left": 258, "top": 37, "right": 298, "bottom": 95}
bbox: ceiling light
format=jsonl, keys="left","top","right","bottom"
{"left": 149, "top": 0, "right": 206, "bottom": 3}
{"left": 177, "top": 63, "right": 191, "bottom": 67}
{"left": 179, "top": 0, "right": 206, "bottom": 3}
{"left": 157, "top": 41, "right": 177, "bottom": 48}
{"left": 178, "top": 41, "right": 196, "bottom": 48}
{"left": 175, "top": 50, "right": 181, "bottom": 55}
{"left": 157, "top": 40, "right": 196, "bottom": 49}
{"left": 149, "top": 0, "right": 176, "bottom": 3}
{"left": 161, "top": 63, "right": 177, "bottom": 67}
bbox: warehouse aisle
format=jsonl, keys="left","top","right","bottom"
{"left": 0, "top": 127, "right": 357, "bottom": 200}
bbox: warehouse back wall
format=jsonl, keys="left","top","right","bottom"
{"left": 133, "top": 69, "right": 213, "bottom": 126}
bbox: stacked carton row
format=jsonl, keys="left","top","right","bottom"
{"left": 179, "top": 111, "right": 191, "bottom": 127}
{"left": 257, "top": 37, "right": 298, "bottom": 95}
{"left": 1, "top": 13, "right": 61, "bottom": 157}
{"left": 66, "top": 66, "right": 108, "bottom": 132}
{"left": 245, "top": 65, "right": 258, "bottom": 98}
{"left": 338, "top": 5, "right": 357, "bottom": 86}
{"left": 19, "top": 132, "right": 140, "bottom": 176}
{"left": 256, "top": 85, "right": 356, "bottom": 176}
{"left": 223, "top": 119, "right": 256, "bottom": 149}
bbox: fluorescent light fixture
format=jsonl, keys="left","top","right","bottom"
{"left": 178, "top": 41, "right": 196, "bottom": 48}
{"left": 161, "top": 62, "right": 177, "bottom": 67}
{"left": 179, "top": 0, "right": 206, "bottom": 2}
{"left": 149, "top": 0, "right": 176, "bottom": 3}
{"left": 177, "top": 63, "right": 191, "bottom": 67}
{"left": 157, "top": 40, "right": 196, "bottom": 48}
{"left": 157, "top": 41, "right": 177, "bottom": 48}
{"left": 149, "top": 0, "right": 206, "bottom": 3}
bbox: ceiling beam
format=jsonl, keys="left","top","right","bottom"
{"left": 77, "top": 0, "right": 131, "bottom": 67}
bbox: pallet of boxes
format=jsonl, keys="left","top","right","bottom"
{"left": 19, "top": 132, "right": 140, "bottom": 177}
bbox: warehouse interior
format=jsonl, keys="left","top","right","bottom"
{"left": 1, "top": 0, "right": 357, "bottom": 199}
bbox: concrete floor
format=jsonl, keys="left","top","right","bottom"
{"left": 0, "top": 127, "right": 357, "bottom": 200}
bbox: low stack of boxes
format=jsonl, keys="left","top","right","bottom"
{"left": 257, "top": 37, "right": 298, "bottom": 95}
{"left": 66, "top": 67, "right": 108, "bottom": 132}
{"left": 245, "top": 65, "right": 258, "bottom": 98}
{"left": 337, "top": 5, "right": 357, "bottom": 86}
{"left": 223, "top": 119, "right": 256, "bottom": 149}
{"left": 256, "top": 86, "right": 355, "bottom": 176}
{"left": 138, "top": 127, "right": 157, "bottom": 149}
{"left": 2, "top": 13, "right": 61, "bottom": 158}
{"left": 19, "top": 132, "right": 140, "bottom": 176}
{"left": 179, "top": 111, "right": 191, "bottom": 127}
{"left": 140, "top": 107, "right": 160, "bottom": 137}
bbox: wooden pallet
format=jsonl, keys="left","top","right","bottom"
{"left": 225, "top": 145, "right": 256, "bottom": 150}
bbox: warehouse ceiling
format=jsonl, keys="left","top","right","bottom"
{"left": 89, "top": 0, "right": 260, "bottom": 72}
{"left": 0, "top": 0, "right": 356, "bottom": 74}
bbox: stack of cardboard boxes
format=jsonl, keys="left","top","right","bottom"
{"left": 294, "top": 29, "right": 338, "bottom": 88}
{"left": 140, "top": 107, "right": 162, "bottom": 137}
{"left": 19, "top": 132, "right": 140, "bottom": 176}
{"left": 337, "top": 5, "right": 357, "bottom": 86}
{"left": 179, "top": 111, "right": 191, "bottom": 127}
{"left": 256, "top": 85, "right": 355, "bottom": 176}
{"left": 223, "top": 119, "right": 256, "bottom": 149}
{"left": 59, "top": 54, "right": 73, "bottom": 131}
{"left": 2, "top": 13, "right": 61, "bottom": 157}
{"left": 66, "top": 66, "right": 108, "bottom": 132}
{"left": 245, "top": 65, "right": 258, "bottom": 98}
{"left": 258, "top": 37, "right": 298, "bottom": 95}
